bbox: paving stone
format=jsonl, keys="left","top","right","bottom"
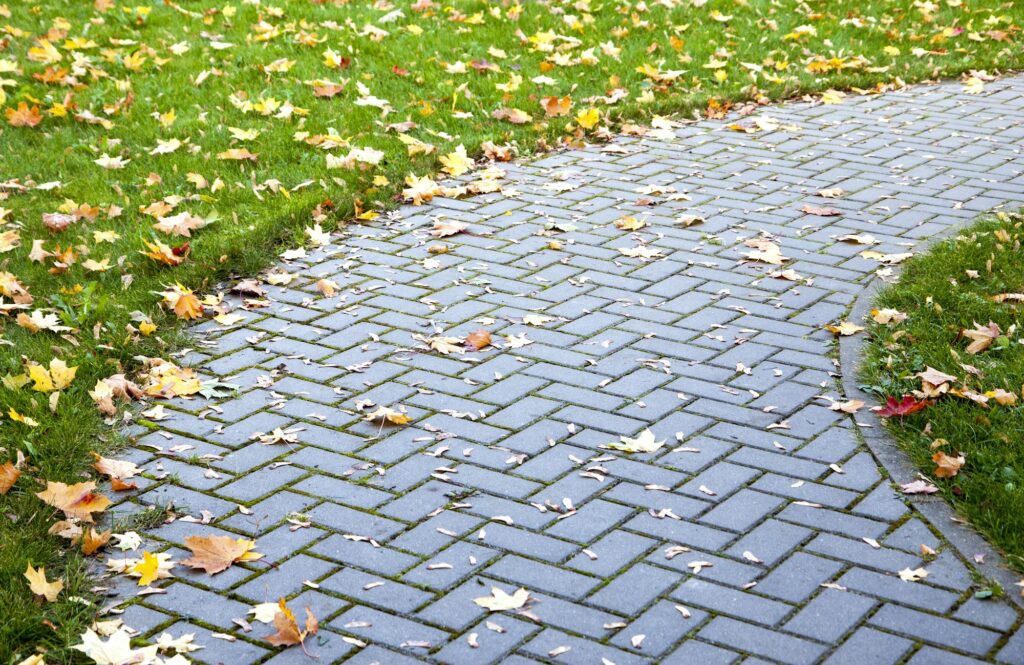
{"left": 697, "top": 617, "right": 826, "bottom": 665}
{"left": 107, "top": 78, "right": 1024, "bottom": 663}
{"left": 823, "top": 627, "right": 915, "bottom": 664}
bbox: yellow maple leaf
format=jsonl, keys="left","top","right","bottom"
{"left": 25, "top": 563, "right": 63, "bottom": 602}
{"left": 133, "top": 551, "right": 161, "bottom": 586}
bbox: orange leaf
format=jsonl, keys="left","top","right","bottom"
{"left": 6, "top": 102, "right": 43, "bottom": 128}
{"left": 35, "top": 480, "right": 111, "bottom": 523}
{"left": 181, "top": 534, "right": 263, "bottom": 575}
{"left": 0, "top": 461, "right": 21, "bottom": 494}
{"left": 265, "top": 598, "right": 318, "bottom": 648}
{"left": 465, "top": 330, "right": 492, "bottom": 351}
{"left": 932, "top": 451, "right": 965, "bottom": 478}
{"left": 540, "top": 95, "right": 571, "bottom": 117}
{"left": 82, "top": 527, "right": 112, "bottom": 555}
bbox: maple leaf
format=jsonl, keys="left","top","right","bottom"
{"left": 73, "top": 628, "right": 154, "bottom": 665}
{"left": 874, "top": 396, "right": 929, "bottom": 418}
{"left": 932, "top": 451, "right": 965, "bottom": 478}
{"left": 825, "top": 321, "right": 864, "bottom": 336}
{"left": 817, "top": 187, "right": 844, "bottom": 198}
{"left": 900, "top": 479, "right": 938, "bottom": 495}
{"left": 142, "top": 239, "right": 186, "bottom": 266}
{"left": 540, "top": 95, "right": 572, "bottom": 117}
{"left": 465, "top": 330, "right": 492, "bottom": 351}
{"left": 576, "top": 107, "right": 600, "bottom": 129}
{"left": 218, "top": 148, "right": 259, "bottom": 162}
{"left": 829, "top": 399, "right": 864, "bottom": 414}
{"left": 6, "top": 102, "right": 43, "bottom": 128}
{"left": 265, "top": 598, "right": 319, "bottom": 649}
{"left": 473, "top": 587, "right": 531, "bottom": 611}
{"left": 492, "top": 107, "right": 531, "bottom": 124}
{"left": 153, "top": 212, "right": 208, "bottom": 237}
{"left": 133, "top": 551, "right": 164, "bottom": 586}
{"left": 25, "top": 563, "right": 63, "bottom": 602}
{"left": 364, "top": 405, "right": 411, "bottom": 426}
{"left": 898, "top": 567, "right": 928, "bottom": 582}
{"left": 603, "top": 429, "right": 666, "bottom": 454}
{"left": 618, "top": 245, "right": 663, "bottom": 260}
{"left": 181, "top": 534, "right": 263, "bottom": 575}
{"left": 0, "top": 461, "right": 20, "bottom": 495}
{"left": 801, "top": 204, "right": 842, "bottom": 216}
{"left": 962, "top": 321, "right": 1001, "bottom": 354}
{"left": 426, "top": 336, "right": 465, "bottom": 355}
{"left": 161, "top": 284, "right": 204, "bottom": 320}
{"left": 871, "top": 308, "right": 907, "bottom": 324}
{"left": 440, "top": 145, "right": 474, "bottom": 177}
{"left": 93, "top": 452, "right": 141, "bottom": 490}
{"left": 743, "top": 238, "right": 788, "bottom": 265}
{"left": 36, "top": 480, "right": 111, "bottom": 523}
{"left": 614, "top": 216, "right": 646, "bottom": 231}
{"left": 17, "top": 310, "right": 72, "bottom": 333}
{"left": 82, "top": 527, "right": 112, "bottom": 555}
{"left": 430, "top": 219, "right": 468, "bottom": 238}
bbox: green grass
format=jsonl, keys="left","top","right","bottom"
{"left": 1, "top": 0, "right": 1023, "bottom": 660}
{"left": 861, "top": 212, "right": 1024, "bottom": 572}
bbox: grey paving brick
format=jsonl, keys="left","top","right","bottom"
{"left": 824, "top": 626, "right": 914, "bottom": 664}
{"left": 698, "top": 617, "right": 826, "bottom": 665}
{"left": 672, "top": 578, "right": 794, "bottom": 626}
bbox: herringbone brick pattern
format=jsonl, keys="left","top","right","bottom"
{"left": 107, "top": 77, "right": 1024, "bottom": 664}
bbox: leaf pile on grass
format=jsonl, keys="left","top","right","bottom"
{"left": 861, "top": 212, "right": 1024, "bottom": 572}
{"left": 1, "top": 0, "right": 1024, "bottom": 660}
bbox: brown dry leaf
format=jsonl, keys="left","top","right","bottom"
{"left": 181, "top": 535, "right": 263, "bottom": 575}
{"left": 962, "top": 321, "right": 1001, "bottom": 354}
{"left": 25, "top": 563, "right": 63, "bottom": 602}
{"left": 0, "top": 461, "right": 21, "bottom": 494}
{"left": 932, "top": 451, "right": 965, "bottom": 478}
{"left": 265, "top": 598, "right": 319, "bottom": 648}
{"left": 817, "top": 187, "right": 844, "bottom": 198}
{"left": 82, "top": 527, "right": 112, "bottom": 555}
{"left": 36, "top": 480, "right": 111, "bottom": 523}
{"left": 465, "top": 330, "right": 492, "bottom": 351}
{"left": 990, "top": 293, "right": 1024, "bottom": 304}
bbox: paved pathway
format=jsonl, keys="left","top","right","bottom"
{"left": 110, "top": 77, "right": 1024, "bottom": 664}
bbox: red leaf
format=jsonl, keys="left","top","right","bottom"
{"left": 875, "top": 395, "right": 930, "bottom": 418}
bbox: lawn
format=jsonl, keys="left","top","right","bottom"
{"left": 861, "top": 212, "right": 1024, "bottom": 574}
{"left": 1, "top": 0, "right": 1023, "bottom": 660}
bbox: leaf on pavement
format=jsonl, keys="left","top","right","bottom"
{"left": 181, "top": 534, "right": 263, "bottom": 575}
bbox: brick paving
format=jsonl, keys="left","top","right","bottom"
{"left": 108, "top": 77, "right": 1024, "bottom": 664}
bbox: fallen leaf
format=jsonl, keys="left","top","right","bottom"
{"left": 36, "top": 481, "right": 111, "bottom": 523}
{"left": 603, "top": 429, "right": 666, "bottom": 454}
{"left": 473, "top": 587, "right": 530, "bottom": 612}
{"left": 181, "top": 535, "right": 263, "bottom": 575}
{"left": 932, "top": 451, "right": 965, "bottom": 478}
{"left": 25, "top": 563, "right": 63, "bottom": 602}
